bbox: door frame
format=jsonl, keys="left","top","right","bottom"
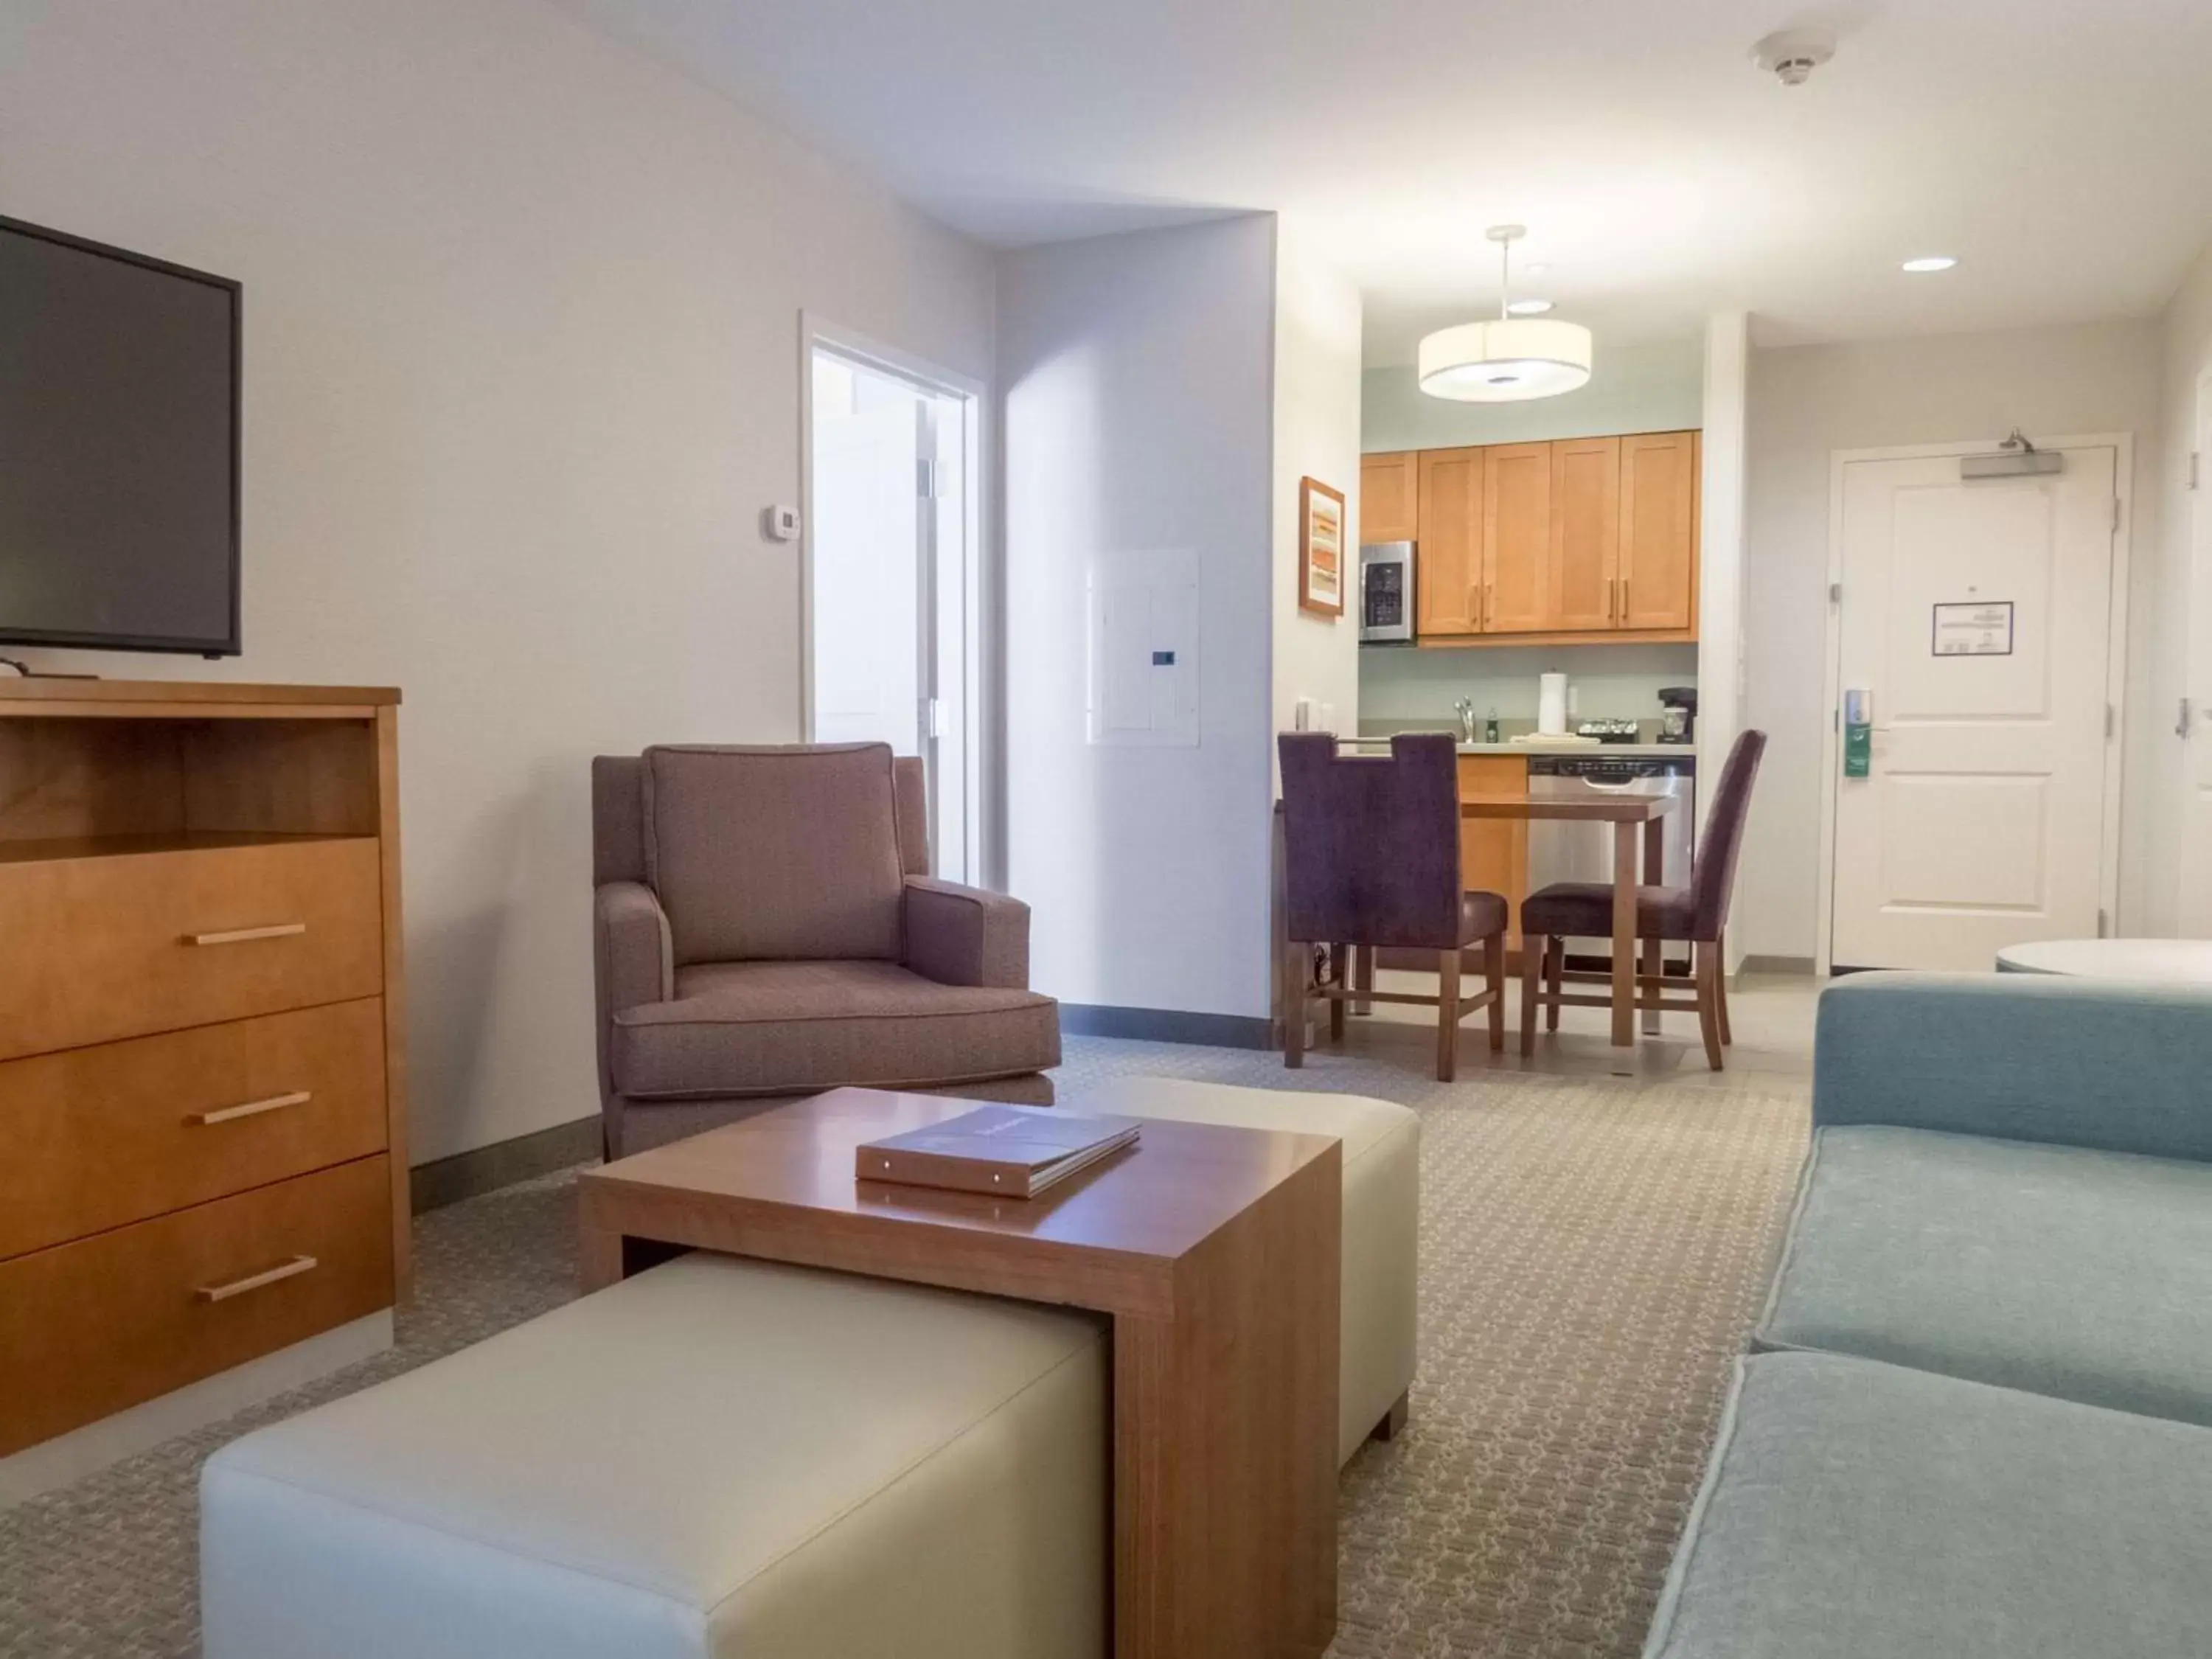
{"left": 799, "top": 313, "right": 990, "bottom": 883}
{"left": 1812, "top": 433, "right": 2134, "bottom": 975}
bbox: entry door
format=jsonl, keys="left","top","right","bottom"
{"left": 1829, "top": 445, "right": 2118, "bottom": 970}
{"left": 810, "top": 387, "right": 925, "bottom": 757}
{"left": 2182, "top": 375, "right": 2212, "bottom": 936}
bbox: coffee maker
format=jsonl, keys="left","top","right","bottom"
{"left": 1658, "top": 686, "right": 1697, "bottom": 745}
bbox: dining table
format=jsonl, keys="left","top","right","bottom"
{"left": 1460, "top": 790, "right": 1678, "bottom": 1046}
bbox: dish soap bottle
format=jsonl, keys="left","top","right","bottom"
{"left": 1484, "top": 707, "right": 1500, "bottom": 744}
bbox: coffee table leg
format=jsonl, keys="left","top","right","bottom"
{"left": 1110, "top": 1155, "right": 1340, "bottom": 1659}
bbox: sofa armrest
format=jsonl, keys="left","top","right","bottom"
{"left": 902, "top": 877, "right": 1031, "bottom": 990}
{"left": 595, "top": 881, "right": 672, "bottom": 1024}
{"left": 1814, "top": 971, "right": 2212, "bottom": 1162}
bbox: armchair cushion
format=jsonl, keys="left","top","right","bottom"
{"left": 611, "top": 960, "right": 1060, "bottom": 1101}
{"left": 903, "top": 877, "right": 1031, "bottom": 990}
{"left": 642, "top": 745, "right": 906, "bottom": 966}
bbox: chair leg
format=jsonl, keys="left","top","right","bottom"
{"left": 1283, "top": 939, "right": 1308, "bottom": 1070}
{"left": 1519, "top": 933, "right": 1542, "bottom": 1057}
{"left": 1352, "top": 944, "right": 1374, "bottom": 1016}
{"left": 1484, "top": 933, "right": 1506, "bottom": 1052}
{"left": 1327, "top": 945, "right": 1348, "bottom": 1044}
{"left": 1714, "top": 931, "right": 1734, "bottom": 1046}
{"left": 1641, "top": 932, "right": 1663, "bottom": 1036}
{"left": 1694, "top": 940, "right": 1725, "bottom": 1071}
{"left": 1544, "top": 936, "right": 1564, "bottom": 1032}
{"left": 1436, "top": 947, "right": 1461, "bottom": 1082}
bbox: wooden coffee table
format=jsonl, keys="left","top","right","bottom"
{"left": 577, "top": 1086, "right": 1343, "bottom": 1659}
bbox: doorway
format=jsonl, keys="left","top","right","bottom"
{"left": 804, "top": 327, "right": 982, "bottom": 882}
{"left": 2181, "top": 371, "right": 2212, "bottom": 937}
{"left": 1818, "top": 437, "right": 2128, "bottom": 971}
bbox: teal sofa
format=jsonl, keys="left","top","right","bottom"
{"left": 1646, "top": 973, "right": 2212, "bottom": 1659}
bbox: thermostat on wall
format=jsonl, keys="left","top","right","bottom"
{"left": 762, "top": 504, "right": 801, "bottom": 542}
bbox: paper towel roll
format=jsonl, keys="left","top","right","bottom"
{"left": 1537, "top": 672, "right": 1569, "bottom": 736}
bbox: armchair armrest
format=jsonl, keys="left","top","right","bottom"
{"left": 595, "top": 879, "right": 672, "bottom": 1028}
{"left": 1814, "top": 972, "right": 2212, "bottom": 1162}
{"left": 902, "top": 877, "right": 1031, "bottom": 990}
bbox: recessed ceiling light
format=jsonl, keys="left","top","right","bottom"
{"left": 1902, "top": 256, "right": 1958, "bottom": 273}
{"left": 1506, "top": 298, "right": 1554, "bottom": 316}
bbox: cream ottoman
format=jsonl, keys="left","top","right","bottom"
{"left": 1075, "top": 1077, "right": 1419, "bottom": 1464}
{"left": 201, "top": 1255, "right": 1107, "bottom": 1659}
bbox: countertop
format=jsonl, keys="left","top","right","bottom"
{"left": 1340, "top": 737, "right": 1695, "bottom": 759}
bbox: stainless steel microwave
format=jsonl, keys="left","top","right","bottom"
{"left": 1360, "top": 542, "right": 1415, "bottom": 643}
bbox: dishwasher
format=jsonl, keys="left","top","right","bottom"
{"left": 1526, "top": 754, "right": 1697, "bottom": 969}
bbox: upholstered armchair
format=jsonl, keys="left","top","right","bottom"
{"left": 592, "top": 743, "right": 1059, "bottom": 1158}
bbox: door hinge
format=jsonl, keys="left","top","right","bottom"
{"left": 924, "top": 697, "right": 947, "bottom": 740}
{"left": 1829, "top": 582, "right": 1842, "bottom": 605}
{"left": 2182, "top": 697, "right": 2198, "bottom": 740}
{"left": 2098, "top": 908, "right": 2110, "bottom": 939}
{"left": 916, "top": 458, "right": 942, "bottom": 499}
{"left": 2112, "top": 497, "right": 2124, "bottom": 533}
{"left": 2191, "top": 452, "right": 2202, "bottom": 491}
{"left": 2105, "top": 703, "right": 2116, "bottom": 740}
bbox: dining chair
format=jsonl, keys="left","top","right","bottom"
{"left": 1517, "top": 729, "right": 1767, "bottom": 1070}
{"left": 1279, "top": 731, "right": 1509, "bottom": 1082}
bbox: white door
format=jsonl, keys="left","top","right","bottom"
{"left": 1830, "top": 445, "right": 2119, "bottom": 970}
{"left": 2181, "top": 374, "right": 2212, "bottom": 937}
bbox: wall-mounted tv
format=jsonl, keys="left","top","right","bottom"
{"left": 0, "top": 213, "right": 241, "bottom": 658}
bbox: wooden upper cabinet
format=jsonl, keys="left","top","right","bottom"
{"left": 1415, "top": 447, "right": 1483, "bottom": 637}
{"left": 1360, "top": 452, "right": 1419, "bottom": 544}
{"left": 1547, "top": 437, "right": 1620, "bottom": 631}
{"left": 1618, "top": 430, "right": 1700, "bottom": 632}
{"left": 1481, "top": 444, "right": 1551, "bottom": 634}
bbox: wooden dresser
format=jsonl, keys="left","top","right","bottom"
{"left": 0, "top": 681, "right": 406, "bottom": 1464}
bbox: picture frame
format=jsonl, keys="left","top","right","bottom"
{"left": 1298, "top": 476, "right": 1346, "bottom": 617}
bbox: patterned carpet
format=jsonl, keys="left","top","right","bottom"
{"left": 0, "top": 1034, "right": 1809, "bottom": 1658}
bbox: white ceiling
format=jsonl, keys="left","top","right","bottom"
{"left": 554, "top": 0, "right": 2212, "bottom": 358}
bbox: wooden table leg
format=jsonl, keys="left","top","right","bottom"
{"left": 1111, "top": 1153, "right": 1340, "bottom": 1658}
{"left": 1641, "top": 815, "right": 1665, "bottom": 1035}
{"left": 1611, "top": 818, "right": 1637, "bottom": 1046}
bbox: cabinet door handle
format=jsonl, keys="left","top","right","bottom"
{"left": 1607, "top": 577, "right": 1616, "bottom": 622}
{"left": 195, "top": 1254, "right": 319, "bottom": 1304}
{"left": 187, "top": 1091, "right": 312, "bottom": 1127}
{"left": 1621, "top": 577, "right": 1630, "bottom": 618}
{"left": 187, "top": 922, "right": 307, "bottom": 947}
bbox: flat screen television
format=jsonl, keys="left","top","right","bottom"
{"left": 0, "top": 213, "right": 241, "bottom": 658}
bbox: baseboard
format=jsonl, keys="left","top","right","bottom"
{"left": 1737, "top": 953, "right": 1816, "bottom": 976}
{"left": 0, "top": 1310, "right": 393, "bottom": 1510}
{"left": 1059, "top": 1004, "right": 1277, "bottom": 1050}
{"left": 410, "top": 1113, "right": 603, "bottom": 1214}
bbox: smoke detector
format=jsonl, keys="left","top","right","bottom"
{"left": 1752, "top": 27, "right": 1836, "bottom": 86}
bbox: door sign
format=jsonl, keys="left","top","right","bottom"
{"left": 1932, "top": 601, "right": 2015, "bottom": 657}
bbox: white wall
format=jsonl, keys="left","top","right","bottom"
{"left": 0, "top": 0, "right": 995, "bottom": 1162}
{"left": 1739, "top": 319, "right": 2165, "bottom": 961}
{"left": 1000, "top": 217, "right": 1279, "bottom": 1020}
{"left": 1272, "top": 224, "right": 1364, "bottom": 752}
{"left": 1362, "top": 335, "right": 1704, "bottom": 453}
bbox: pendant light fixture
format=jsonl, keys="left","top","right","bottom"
{"left": 1418, "top": 225, "right": 1593, "bottom": 402}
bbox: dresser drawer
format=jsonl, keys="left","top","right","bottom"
{"left": 0, "top": 835, "right": 383, "bottom": 1061}
{"left": 0, "top": 1155, "right": 393, "bottom": 1457}
{"left": 0, "top": 999, "right": 388, "bottom": 1260}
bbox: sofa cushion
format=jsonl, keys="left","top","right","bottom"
{"left": 1648, "top": 1351, "right": 2212, "bottom": 1659}
{"left": 642, "top": 745, "right": 906, "bottom": 965}
{"left": 1071, "top": 1078, "right": 1418, "bottom": 1466}
{"left": 201, "top": 1254, "right": 1107, "bottom": 1659}
{"left": 1758, "top": 1124, "right": 2212, "bottom": 1427}
{"left": 612, "top": 959, "right": 1060, "bottom": 1100}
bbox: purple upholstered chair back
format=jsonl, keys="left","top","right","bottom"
{"left": 1279, "top": 732, "right": 1464, "bottom": 950}
{"left": 1687, "top": 729, "right": 1767, "bottom": 940}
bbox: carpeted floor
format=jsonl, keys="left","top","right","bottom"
{"left": 0, "top": 1034, "right": 1809, "bottom": 1658}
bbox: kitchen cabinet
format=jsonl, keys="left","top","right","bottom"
{"left": 1548, "top": 437, "right": 1621, "bottom": 631}
{"left": 1360, "top": 451, "right": 1420, "bottom": 543}
{"left": 1618, "top": 431, "right": 1699, "bottom": 631}
{"left": 1415, "top": 447, "right": 1483, "bottom": 636}
{"left": 1481, "top": 445, "right": 1552, "bottom": 634}
{"left": 1367, "top": 428, "right": 1698, "bottom": 646}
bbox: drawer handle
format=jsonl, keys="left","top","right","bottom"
{"left": 195, "top": 1254, "right": 319, "bottom": 1304}
{"left": 187, "top": 1090, "right": 313, "bottom": 1127}
{"left": 187, "top": 922, "right": 308, "bottom": 947}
